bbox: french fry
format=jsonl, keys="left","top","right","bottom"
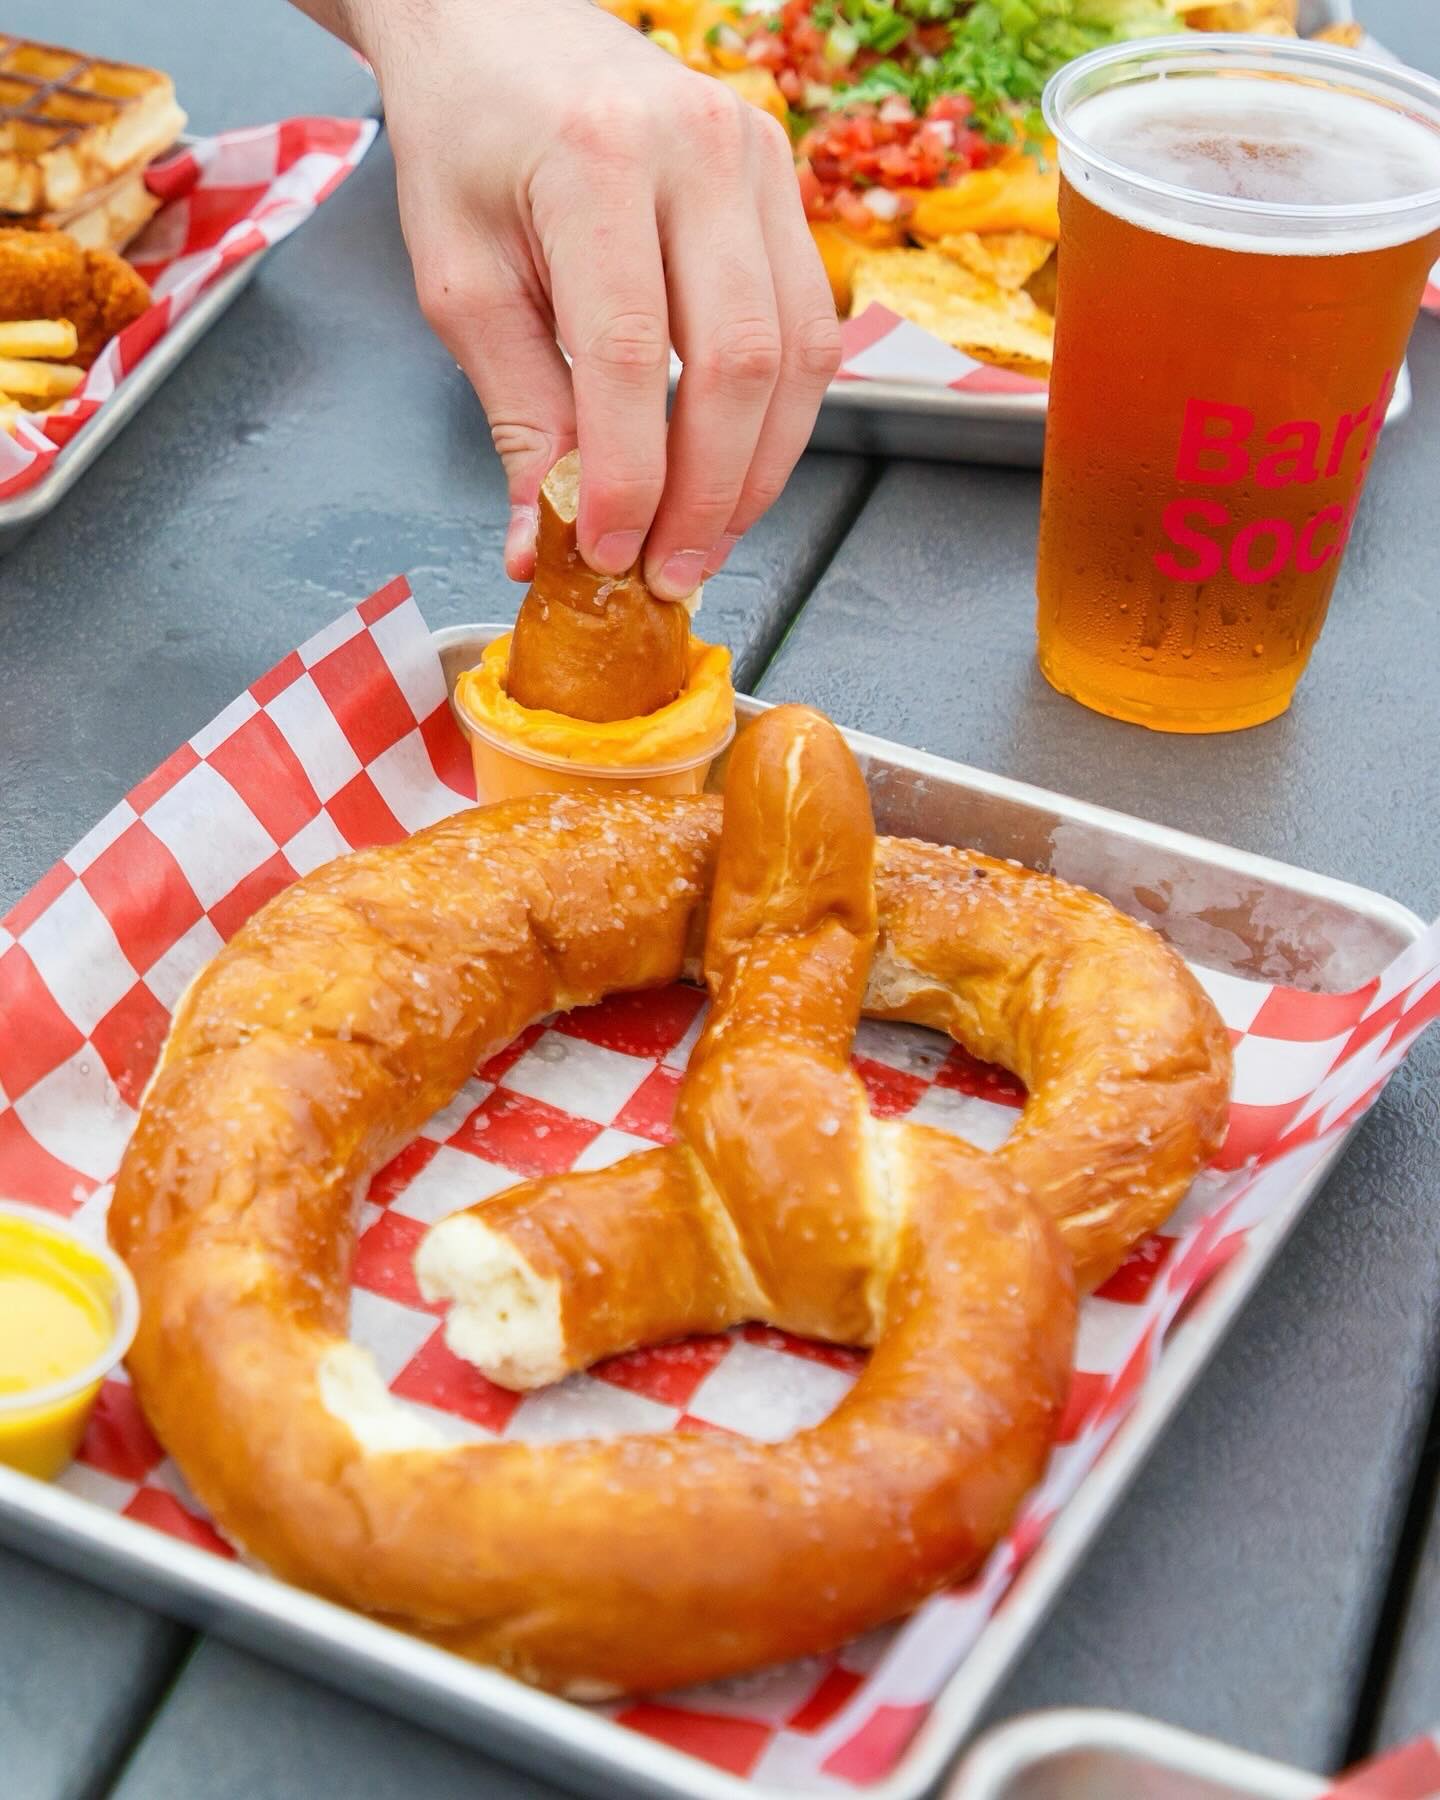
{"left": 0, "top": 355, "right": 84, "bottom": 400}
{"left": 0, "top": 318, "right": 78, "bottom": 360}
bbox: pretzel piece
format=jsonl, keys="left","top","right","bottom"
{"left": 505, "top": 451, "right": 691, "bottom": 721}
{"left": 111, "top": 709, "right": 1229, "bottom": 1697}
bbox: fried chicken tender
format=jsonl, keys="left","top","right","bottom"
{"left": 0, "top": 228, "right": 152, "bottom": 367}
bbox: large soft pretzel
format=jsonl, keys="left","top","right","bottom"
{"left": 110, "top": 706, "right": 1229, "bottom": 1696}
{"left": 505, "top": 451, "right": 691, "bottom": 722}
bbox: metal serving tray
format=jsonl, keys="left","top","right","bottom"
{"left": 788, "top": 0, "right": 1420, "bottom": 468}
{"left": 804, "top": 362, "right": 1412, "bottom": 470}
{"left": 0, "top": 622, "right": 1423, "bottom": 1800}
{"left": 947, "top": 1710, "right": 1326, "bottom": 1799}
{"left": 0, "top": 144, "right": 262, "bottom": 556}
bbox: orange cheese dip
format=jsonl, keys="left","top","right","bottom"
{"left": 457, "top": 633, "right": 734, "bottom": 770}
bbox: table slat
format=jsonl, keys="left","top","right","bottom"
{"left": 0, "top": 1546, "right": 187, "bottom": 1800}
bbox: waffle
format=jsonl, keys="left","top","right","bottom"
{"left": 27, "top": 167, "right": 161, "bottom": 253}
{"left": 0, "top": 36, "right": 186, "bottom": 217}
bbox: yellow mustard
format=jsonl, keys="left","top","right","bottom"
{"left": 0, "top": 1207, "right": 137, "bottom": 1480}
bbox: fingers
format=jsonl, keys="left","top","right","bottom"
{"left": 412, "top": 236, "right": 576, "bottom": 581}
{"left": 643, "top": 89, "right": 785, "bottom": 600}
{"left": 718, "top": 116, "right": 842, "bottom": 562}
{"left": 646, "top": 103, "right": 841, "bottom": 598}
{"left": 535, "top": 106, "right": 672, "bottom": 579}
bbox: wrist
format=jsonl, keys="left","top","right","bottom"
{"left": 347, "top": 0, "right": 577, "bottom": 89}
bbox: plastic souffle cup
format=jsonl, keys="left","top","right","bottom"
{"left": 0, "top": 1203, "right": 140, "bottom": 1481}
{"left": 453, "top": 633, "right": 736, "bottom": 804}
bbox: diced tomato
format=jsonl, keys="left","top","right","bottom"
{"left": 713, "top": 0, "right": 1001, "bottom": 221}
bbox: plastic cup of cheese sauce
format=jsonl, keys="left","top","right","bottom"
{"left": 453, "top": 634, "right": 736, "bottom": 805}
{"left": 0, "top": 1203, "right": 138, "bottom": 1480}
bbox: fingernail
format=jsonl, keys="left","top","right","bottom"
{"left": 504, "top": 504, "right": 538, "bottom": 571}
{"left": 651, "top": 550, "right": 708, "bottom": 601}
{"left": 703, "top": 534, "right": 740, "bottom": 579}
{"left": 590, "top": 530, "right": 645, "bottom": 575}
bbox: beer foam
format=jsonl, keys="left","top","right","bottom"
{"left": 1065, "top": 74, "right": 1440, "bottom": 254}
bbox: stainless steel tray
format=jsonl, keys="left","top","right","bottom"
{"left": 947, "top": 1711, "right": 1326, "bottom": 1799}
{"left": 0, "top": 621, "right": 1423, "bottom": 1800}
{"left": 804, "top": 361, "right": 1412, "bottom": 470}
{"left": 0, "top": 145, "right": 263, "bottom": 555}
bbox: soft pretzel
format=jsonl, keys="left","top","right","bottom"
{"left": 110, "top": 708, "right": 1229, "bottom": 1696}
{"left": 505, "top": 451, "right": 691, "bottom": 722}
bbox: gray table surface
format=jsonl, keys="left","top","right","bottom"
{"left": 2, "top": 1, "right": 1438, "bottom": 1796}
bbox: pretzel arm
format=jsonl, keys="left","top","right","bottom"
{"left": 417, "top": 1147, "right": 749, "bottom": 1389}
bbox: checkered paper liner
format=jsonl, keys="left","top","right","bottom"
{"left": 1323, "top": 1731, "right": 1440, "bottom": 1797}
{"left": 0, "top": 115, "right": 378, "bottom": 501}
{"left": 842, "top": 268, "right": 1440, "bottom": 395}
{"left": 2, "top": 583, "right": 1438, "bottom": 1792}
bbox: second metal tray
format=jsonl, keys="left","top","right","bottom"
{"left": 0, "top": 625, "right": 1423, "bottom": 1800}
{"left": 788, "top": 0, "right": 1408, "bottom": 468}
{"left": 804, "top": 361, "right": 1413, "bottom": 469}
{"left": 0, "top": 149, "right": 263, "bottom": 555}
{"left": 947, "top": 1710, "right": 1326, "bottom": 1799}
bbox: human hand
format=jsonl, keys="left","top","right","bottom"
{"left": 354, "top": 0, "right": 841, "bottom": 596}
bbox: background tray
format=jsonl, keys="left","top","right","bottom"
{"left": 947, "top": 1711, "right": 1326, "bottom": 1800}
{"left": 787, "top": 0, "right": 1412, "bottom": 469}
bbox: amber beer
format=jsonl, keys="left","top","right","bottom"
{"left": 1036, "top": 41, "right": 1440, "bottom": 732}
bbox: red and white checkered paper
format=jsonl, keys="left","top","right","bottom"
{"left": 1323, "top": 1731, "right": 1440, "bottom": 1798}
{"left": 842, "top": 271, "right": 1440, "bottom": 395}
{"left": 2, "top": 580, "right": 1438, "bottom": 1791}
{"left": 0, "top": 114, "right": 378, "bottom": 501}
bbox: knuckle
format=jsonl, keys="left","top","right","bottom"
{"left": 701, "top": 316, "right": 783, "bottom": 389}
{"left": 582, "top": 310, "right": 671, "bottom": 377}
{"left": 488, "top": 419, "right": 556, "bottom": 469}
{"left": 788, "top": 313, "right": 844, "bottom": 383}
{"left": 413, "top": 259, "right": 484, "bottom": 332}
{"left": 687, "top": 81, "right": 745, "bottom": 140}
{"left": 741, "top": 469, "right": 787, "bottom": 518}
{"left": 594, "top": 461, "right": 664, "bottom": 499}
{"left": 752, "top": 110, "right": 794, "bottom": 167}
{"left": 557, "top": 95, "right": 645, "bottom": 163}
{"left": 679, "top": 484, "right": 745, "bottom": 522}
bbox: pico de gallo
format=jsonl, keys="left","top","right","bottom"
{"left": 686, "top": 0, "right": 1184, "bottom": 222}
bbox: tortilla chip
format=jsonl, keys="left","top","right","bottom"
{"left": 810, "top": 219, "right": 906, "bottom": 313}
{"left": 850, "top": 247, "right": 1054, "bottom": 376}
{"left": 1024, "top": 252, "right": 1058, "bottom": 317}
{"left": 716, "top": 67, "right": 788, "bottom": 122}
{"left": 935, "top": 230, "right": 1055, "bottom": 293}
{"left": 1178, "top": 0, "right": 1296, "bottom": 27}
{"left": 1312, "top": 21, "right": 1364, "bottom": 46}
